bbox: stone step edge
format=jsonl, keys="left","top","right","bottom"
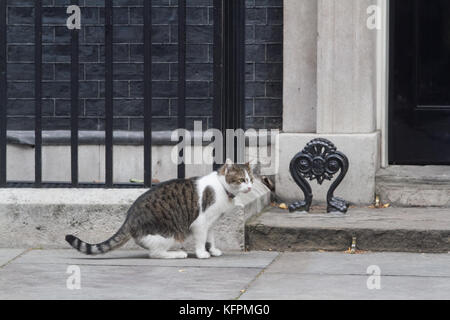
{"left": 245, "top": 223, "right": 450, "bottom": 254}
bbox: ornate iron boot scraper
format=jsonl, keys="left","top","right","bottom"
{"left": 288, "top": 138, "right": 349, "bottom": 214}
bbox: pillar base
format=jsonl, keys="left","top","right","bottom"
{"left": 276, "top": 132, "right": 380, "bottom": 205}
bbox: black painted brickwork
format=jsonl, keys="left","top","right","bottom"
{"left": 6, "top": 0, "right": 282, "bottom": 131}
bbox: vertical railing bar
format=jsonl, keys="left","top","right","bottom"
{"left": 70, "top": 0, "right": 79, "bottom": 187}
{"left": 224, "top": 2, "right": 231, "bottom": 162}
{"left": 178, "top": 0, "right": 186, "bottom": 178}
{"left": 413, "top": 0, "right": 419, "bottom": 111}
{"left": 105, "top": 0, "right": 113, "bottom": 187}
{"left": 143, "top": 0, "right": 153, "bottom": 188}
{"left": 240, "top": 1, "right": 245, "bottom": 128}
{"left": 213, "top": 1, "right": 245, "bottom": 165}
{"left": 35, "top": 0, "right": 43, "bottom": 187}
{"left": 213, "top": 0, "right": 224, "bottom": 171}
{"left": 237, "top": 0, "right": 245, "bottom": 164}
{"left": 233, "top": 1, "right": 238, "bottom": 160}
{"left": 177, "top": 0, "right": 186, "bottom": 179}
{"left": 0, "top": 0, "right": 6, "bottom": 187}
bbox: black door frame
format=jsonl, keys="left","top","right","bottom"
{"left": 388, "top": 0, "right": 396, "bottom": 165}
{"left": 388, "top": 0, "right": 450, "bottom": 165}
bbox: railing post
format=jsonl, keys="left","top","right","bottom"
{"left": 144, "top": 0, "right": 153, "bottom": 188}
{"left": 0, "top": 0, "right": 6, "bottom": 187}
{"left": 177, "top": 0, "right": 187, "bottom": 179}
{"left": 213, "top": 0, "right": 246, "bottom": 169}
{"left": 105, "top": 0, "right": 114, "bottom": 187}
{"left": 35, "top": 0, "right": 43, "bottom": 187}
{"left": 70, "top": 0, "right": 80, "bottom": 187}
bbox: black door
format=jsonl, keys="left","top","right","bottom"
{"left": 390, "top": 0, "right": 450, "bottom": 164}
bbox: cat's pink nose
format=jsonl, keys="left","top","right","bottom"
{"left": 247, "top": 187, "right": 252, "bottom": 192}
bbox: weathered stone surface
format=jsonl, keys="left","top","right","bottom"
{"left": 243, "top": 274, "right": 450, "bottom": 300}
{"left": 7, "top": 142, "right": 277, "bottom": 183}
{"left": 241, "top": 252, "right": 450, "bottom": 300}
{"left": 0, "top": 256, "right": 271, "bottom": 300}
{"left": 6, "top": 144, "right": 211, "bottom": 183}
{"left": 0, "top": 180, "right": 270, "bottom": 251}
{"left": 317, "top": 0, "right": 378, "bottom": 134}
{"left": 283, "top": 0, "right": 318, "bottom": 133}
{"left": 376, "top": 166, "right": 450, "bottom": 207}
{"left": 0, "top": 249, "right": 26, "bottom": 266}
{"left": 1, "top": 250, "right": 449, "bottom": 300}
{"left": 12, "top": 250, "right": 279, "bottom": 269}
{"left": 263, "top": 252, "right": 450, "bottom": 277}
{"left": 246, "top": 207, "right": 450, "bottom": 253}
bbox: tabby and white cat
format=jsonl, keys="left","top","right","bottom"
{"left": 66, "top": 160, "right": 254, "bottom": 259}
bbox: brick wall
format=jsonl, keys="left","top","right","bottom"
{"left": 6, "top": 0, "right": 282, "bottom": 131}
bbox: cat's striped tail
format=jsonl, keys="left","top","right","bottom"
{"left": 65, "top": 223, "right": 131, "bottom": 255}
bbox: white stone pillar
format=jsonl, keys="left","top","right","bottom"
{"left": 283, "top": 0, "right": 318, "bottom": 133}
{"left": 317, "top": 0, "right": 377, "bottom": 134}
{"left": 278, "top": 0, "right": 381, "bottom": 205}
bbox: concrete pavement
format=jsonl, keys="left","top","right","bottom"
{"left": 0, "top": 249, "right": 448, "bottom": 300}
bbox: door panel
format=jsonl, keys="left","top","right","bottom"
{"left": 389, "top": 0, "right": 450, "bottom": 165}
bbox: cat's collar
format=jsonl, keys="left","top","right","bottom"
{"left": 217, "top": 175, "right": 236, "bottom": 200}
{"left": 225, "top": 189, "right": 236, "bottom": 200}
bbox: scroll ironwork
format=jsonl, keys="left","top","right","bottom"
{"left": 288, "top": 138, "right": 349, "bottom": 214}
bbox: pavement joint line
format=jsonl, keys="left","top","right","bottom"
{"left": 258, "top": 272, "right": 450, "bottom": 279}
{"left": 0, "top": 248, "right": 33, "bottom": 269}
{"left": 9, "top": 260, "right": 450, "bottom": 278}
{"left": 9, "top": 261, "right": 267, "bottom": 270}
{"left": 234, "top": 252, "right": 283, "bottom": 300}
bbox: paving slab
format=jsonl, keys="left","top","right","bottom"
{"left": 241, "top": 252, "right": 450, "bottom": 300}
{"left": 265, "top": 252, "right": 450, "bottom": 277}
{"left": 1, "top": 250, "right": 448, "bottom": 300}
{"left": 246, "top": 207, "right": 450, "bottom": 253}
{"left": 241, "top": 273, "right": 450, "bottom": 300}
{"left": 0, "top": 263, "right": 260, "bottom": 300}
{"left": 0, "top": 249, "right": 27, "bottom": 266}
{"left": 0, "top": 250, "right": 278, "bottom": 300}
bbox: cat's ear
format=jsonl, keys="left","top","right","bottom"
{"left": 224, "top": 159, "right": 234, "bottom": 174}
{"left": 225, "top": 158, "right": 234, "bottom": 166}
{"left": 219, "top": 159, "right": 233, "bottom": 175}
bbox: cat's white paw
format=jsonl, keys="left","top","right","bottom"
{"left": 173, "top": 251, "right": 188, "bottom": 259}
{"left": 209, "top": 247, "right": 223, "bottom": 257}
{"left": 196, "top": 250, "right": 211, "bottom": 259}
{"left": 149, "top": 250, "right": 188, "bottom": 259}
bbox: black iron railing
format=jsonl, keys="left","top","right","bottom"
{"left": 0, "top": 0, "right": 7, "bottom": 187}
{"left": 213, "top": 0, "right": 246, "bottom": 170}
{"left": 0, "top": 0, "right": 245, "bottom": 189}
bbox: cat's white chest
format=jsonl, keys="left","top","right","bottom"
{"left": 196, "top": 173, "right": 234, "bottom": 223}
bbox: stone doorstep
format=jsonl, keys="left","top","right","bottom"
{"left": 0, "top": 180, "right": 271, "bottom": 251}
{"left": 245, "top": 207, "right": 450, "bottom": 253}
{"left": 376, "top": 166, "right": 450, "bottom": 208}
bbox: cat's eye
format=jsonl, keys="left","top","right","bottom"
{"left": 240, "top": 178, "right": 246, "bottom": 183}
